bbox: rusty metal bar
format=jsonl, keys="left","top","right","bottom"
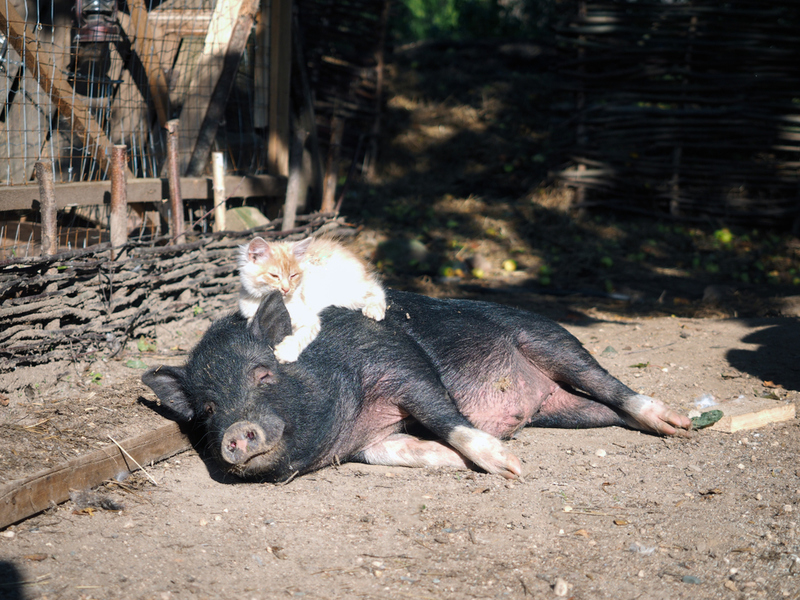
{"left": 166, "top": 120, "right": 184, "bottom": 244}
{"left": 110, "top": 146, "right": 129, "bottom": 259}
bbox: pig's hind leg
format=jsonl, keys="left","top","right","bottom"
{"left": 515, "top": 327, "right": 691, "bottom": 436}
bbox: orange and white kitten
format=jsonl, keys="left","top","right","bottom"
{"left": 238, "top": 236, "right": 386, "bottom": 363}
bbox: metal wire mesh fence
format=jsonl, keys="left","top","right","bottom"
{"left": 0, "top": 0, "right": 269, "bottom": 187}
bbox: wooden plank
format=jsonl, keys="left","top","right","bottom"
{"left": 121, "top": 0, "right": 172, "bottom": 127}
{"left": 0, "top": 0, "right": 130, "bottom": 177}
{"left": 0, "top": 422, "right": 191, "bottom": 530}
{"left": 267, "top": 0, "right": 291, "bottom": 177}
{"left": 0, "top": 174, "right": 286, "bottom": 210}
{"left": 179, "top": 0, "right": 260, "bottom": 175}
{"left": 709, "top": 399, "right": 796, "bottom": 434}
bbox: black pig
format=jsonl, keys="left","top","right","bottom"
{"left": 142, "top": 290, "right": 690, "bottom": 481}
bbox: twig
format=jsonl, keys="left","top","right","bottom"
{"left": 107, "top": 435, "right": 158, "bottom": 486}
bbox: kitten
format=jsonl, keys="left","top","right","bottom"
{"left": 238, "top": 235, "right": 386, "bottom": 363}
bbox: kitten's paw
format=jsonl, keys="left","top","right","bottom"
{"left": 274, "top": 338, "right": 303, "bottom": 363}
{"left": 362, "top": 302, "right": 386, "bottom": 321}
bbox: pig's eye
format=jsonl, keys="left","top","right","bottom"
{"left": 252, "top": 366, "right": 275, "bottom": 385}
{"left": 203, "top": 402, "right": 216, "bottom": 416}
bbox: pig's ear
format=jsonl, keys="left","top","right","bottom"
{"left": 141, "top": 366, "right": 196, "bottom": 421}
{"left": 250, "top": 290, "right": 293, "bottom": 346}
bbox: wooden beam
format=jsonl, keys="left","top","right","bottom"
{"left": 0, "top": 422, "right": 190, "bottom": 530}
{"left": 179, "top": 0, "right": 260, "bottom": 175}
{"left": 120, "top": 0, "right": 173, "bottom": 127}
{"left": 267, "top": 0, "right": 292, "bottom": 177}
{"left": 0, "top": 1, "right": 129, "bottom": 177}
{"left": 0, "top": 175, "right": 286, "bottom": 211}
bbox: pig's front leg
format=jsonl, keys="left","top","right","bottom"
{"left": 358, "top": 434, "right": 472, "bottom": 470}
{"left": 358, "top": 432, "right": 521, "bottom": 479}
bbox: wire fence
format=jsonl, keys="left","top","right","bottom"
{"left": 0, "top": 0, "right": 269, "bottom": 187}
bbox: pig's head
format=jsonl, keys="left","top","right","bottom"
{"left": 142, "top": 291, "right": 299, "bottom": 479}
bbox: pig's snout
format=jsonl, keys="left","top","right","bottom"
{"left": 221, "top": 420, "right": 282, "bottom": 466}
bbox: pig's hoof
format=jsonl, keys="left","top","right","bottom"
{"left": 628, "top": 394, "right": 693, "bottom": 437}
{"left": 362, "top": 303, "right": 386, "bottom": 321}
{"left": 448, "top": 426, "right": 523, "bottom": 479}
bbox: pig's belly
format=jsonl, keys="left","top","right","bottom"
{"left": 441, "top": 360, "right": 558, "bottom": 439}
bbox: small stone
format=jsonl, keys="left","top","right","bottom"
{"left": 199, "top": 519, "right": 208, "bottom": 526}
{"left": 554, "top": 578, "right": 569, "bottom": 597}
{"left": 783, "top": 505, "right": 793, "bottom": 513}
{"left": 0, "top": 531, "right": 15, "bottom": 539}
{"left": 595, "top": 449, "right": 607, "bottom": 457}
{"left": 638, "top": 570, "right": 645, "bottom": 578}
{"left": 682, "top": 575, "right": 702, "bottom": 585}
{"left": 724, "top": 581, "right": 738, "bottom": 592}
{"left": 756, "top": 493, "right": 763, "bottom": 501}
{"left": 738, "top": 464, "right": 745, "bottom": 470}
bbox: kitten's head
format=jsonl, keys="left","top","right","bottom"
{"left": 239, "top": 237, "right": 313, "bottom": 298}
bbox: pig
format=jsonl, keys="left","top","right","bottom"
{"left": 142, "top": 290, "right": 691, "bottom": 482}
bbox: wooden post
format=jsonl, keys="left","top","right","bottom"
{"left": 180, "top": 0, "right": 261, "bottom": 175}
{"left": 123, "top": 0, "right": 172, "bottom": 127}
{"left": 166, "top": 120, "right": 185, "bottom": 244}
{"left": 211, "top": 152, "right": 227, "bottom": 232}
{"left": 110, "top": 146, "right": 128, "bottom": 259}
{"left": 321, "top": 113, "right": 344, "bottom": 213}
{"left": 253, "top": 0, "right": 270, "bottom": 129}
{"left": 363, "top": 0, "right": 390, "bottom": 180}
{"left": 267, "top": 0, "right": 292, "bottom": 177}
{"left": 283, "top": 127, "right": 309, "bottom": 231}
{"left": 34, "top": 162, "right": 57, "bottom": 256}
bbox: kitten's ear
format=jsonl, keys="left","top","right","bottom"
{"left": 247, "top": 237, "right": 271, "bottom": 263}
{"left": 291, "top": 236, "right": 314, "bottom": 260}
{"left": 250, "top": 290, "right": 293, "bottom": 346}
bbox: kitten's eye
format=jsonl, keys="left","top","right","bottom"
{"left": 268, "top": 272, "right": 280, "bottom": 280}
{"left": 290, "top": 273, "right": 300, "bottom": 279}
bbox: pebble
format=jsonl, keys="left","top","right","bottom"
{"left": 595, "top": 449, "right": 607, "bottom": 457}
{"left": 554, "top": 578, "right": 569, "bottom": 597}
{"left": 724, "top": 581, "right": 738, "bottom": 592}
{"left": 0, "top": 531, "right": 15, "bottom": 539}
{"left": 783, "top": 505, "right": 793, "bottom": 513}
{"left": 682, "top": 575, "right": 702, "bottom": 585}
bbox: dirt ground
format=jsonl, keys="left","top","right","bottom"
{"left": 1, "top": 300, "right": 799, "bottom": 600}
{"left": 2, "top": 40, "right": 800, "bottom": 600}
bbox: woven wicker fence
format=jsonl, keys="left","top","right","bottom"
{"left": 553, "top": 1, "right": 800, "bottom": 225}
{"left": 0, "top": 212, "right": 341, "bottom": 371}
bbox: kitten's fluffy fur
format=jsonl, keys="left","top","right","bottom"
{"left": 238, "top": 235, "right": 386, "bottom": 363}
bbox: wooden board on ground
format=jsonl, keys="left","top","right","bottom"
{"left": 709, "top": 398, "right": 796, "bottom": 434}
{"left": 0, "top": 422, "right": 191, "bottom": 530}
